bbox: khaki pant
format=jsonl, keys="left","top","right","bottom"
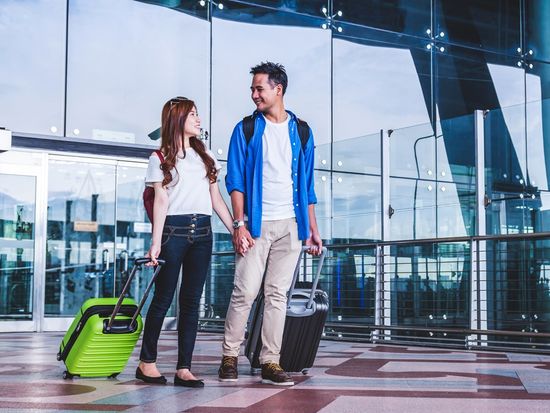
{"left": 222, "top": 218, "right": 302, "bottom": 364}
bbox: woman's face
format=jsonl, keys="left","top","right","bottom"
{"left": 184, "top": 106, "right": 201, "bottom": 137}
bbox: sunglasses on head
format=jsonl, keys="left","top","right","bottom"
{"left": 169, "top": 96, "right": 189, "bottom": 107}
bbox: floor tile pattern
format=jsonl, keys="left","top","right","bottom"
{"left": 1, "top": 332, "right": 550, "bottom": 412}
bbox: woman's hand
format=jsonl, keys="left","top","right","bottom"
{"left": 146, "top": 243, "right": 161, "bottom": 266}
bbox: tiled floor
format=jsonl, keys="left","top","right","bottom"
{"left": 1, "top": 331, "right": 550, "bottom": 412}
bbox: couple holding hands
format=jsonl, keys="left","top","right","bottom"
{"left": 136, "top": 62, "right": 322, "bottom": 388}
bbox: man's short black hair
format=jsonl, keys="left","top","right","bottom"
{"left": 250, "top": 62, "right": 288, "bottom": 95}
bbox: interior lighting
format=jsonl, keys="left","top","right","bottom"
{"left": 73, "top": 129, "right": 80, "bottom": 135}
{"left": 50, "top": 126, "right": 58, "bottom": 133}
{"left": 217, "top": 148, "right": 223, "bottom": 155}
{"left": 199, "top": 0, "right": 206, "bottom": 6}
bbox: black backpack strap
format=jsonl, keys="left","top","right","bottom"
{"left": 242, "top": 114, "right": 256, "bottom": 144}
{"left": 296, "top": 118, "right": 311, "bottom": 151}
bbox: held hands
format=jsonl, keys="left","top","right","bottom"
{"left": 145, "top": 243, "right": 161, "bottom": 266}
{"left": 305, "top": 231, "right": 323, "bottom": 256}
{"left": 232, "top": 226, "right": 255, "bottom": 256}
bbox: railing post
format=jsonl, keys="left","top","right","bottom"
{"left": 470, "top": 110, "right": 488, "bottom": 347}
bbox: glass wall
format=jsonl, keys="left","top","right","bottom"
{"left": 1, "top": 0, "right": 549, "bottom": 344}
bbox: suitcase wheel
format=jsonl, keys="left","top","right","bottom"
{"left": 109, "top": 373, "right": 120, "bottom": 379}
{"left": 62, "top": 371, "right": 74, "bottom": 380}
{"left": 301, "top": 369, "right": 308, "bottom": 375}
{"left": 56, "top": 352, "right": 61, "bottom": 361}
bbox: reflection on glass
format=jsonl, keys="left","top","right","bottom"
{"left": 390, "top": 178, "right": 436, "bottom": 240}
{"left": 66, "top": 0, "right": 209, "bottom": 145}
{"left": 0, "top": 174, "right": 35, "bottom": 320}
{"left": 332, "top": 173, "right": 381, "bottom": 242}
{"left": 333, "top": 132, "right": 380, "bottom": 175}
{"left": 437, "top": 113, "right": 475, "bottom": 185}
{"left": 390, "top": 123, "right": 435, "bottom": 180}
{"left": 333, "top": 39, "right": 432, "bottom": 143}
{"left": 211, "top": 12, "right": 330, "bottom": 165}
{"left": 325, "top": 247, "right": 376, "bottom": 324}
{"left": 486, "top": 239, "right": 550, "bottom": 344}
{"left": 313, "top": 171, "right": 331, "bottom": 240}
{"left": 388, "top": 242, "right": 470, "bottom": 333}
{"left": 45, "top": 160, "right": 116, "bottom": 316}
{"left": 435, "top": 0, "right": 520, "bottom": 54}
{"left": 334, "top": 0, "right": 431, "bottom": 37}
{"left": 437, "top": 182, "right": 475, "bottom": 237}
{"left": 0, "top": 0, "right": 65, "bottom": 136}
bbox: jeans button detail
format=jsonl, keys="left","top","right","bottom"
{"left": 190, "top": 229, "right": 195, "bottom": 233}
{"left": 190, "top": 223, "right": 196, "bottom": 228}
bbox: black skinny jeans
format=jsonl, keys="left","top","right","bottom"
{"left": 139, "top": 214, "right": 212, "bottom": 370}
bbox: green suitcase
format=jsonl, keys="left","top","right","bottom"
{"left": 57, "top": 257, "right": 164, "bottom": 379}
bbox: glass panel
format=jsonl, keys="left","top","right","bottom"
{"left": 333, "top": 35, "right": 433, "bottom": 157}
{"left": 244, "top": 0, "right": 326, "bottom": 16}
{"left": 66, "top": 0, "right": 210, "bottom": 146}
{"left": 135, "top": 0, "right": 208, "bottom": 19}
{"left": 437, "top": 181, "right": 476, "bottom": 237}
{"left": 333, "top": 131, "right": 380, "bottom": 175}
{"left": 485, "top": 104, "right": 529, "bottom": 235}
{"left": 526, "top": 64, "right": 549, "bottom": 192}
{"left": 45, "top": 159, "right": 116, "bottom": 316}
{"left": 390, "top": 178, "right": 436, "bottom": 240}
{"left": 525, "top": 0, "right": 550, "bottom": 63}
{"left": 388, "top": 241, "right": 470, "bottom": 338}
{"left": 332, "top": 173, "right": 381, "bottom": 242}
{"left": 211, "top": 4, "right": 330, "bottom": 167}
{"left": 334, "top": 0, "right": 431, "bottom": 37}
{"left": 314, "top": 170, "right": 331, "bottom": 242}
{"left": 486, "top": 238, "right": 550, "bottom": 346}
{"left": 435, "top": 0, "right": 521, "bottom": 54}
{"left": 0, "top": 0, "right": 65, "bottom": 136}
{"left": 437, "top": 113, "right": 475, "bottom": 185}
{"left": 390, "top": 122, "right": 435, "bottom": 180}
{"left": 0, "top": 174, "right": 35, "bottom": 320}
{"left": 324, "top": 247, "right": 376, "bottom": 325}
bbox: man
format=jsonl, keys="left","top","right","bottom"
{"left": 219, "top": 62, "right": 322, "bottom": 386}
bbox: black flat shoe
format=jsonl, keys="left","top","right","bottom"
{"left": 174, "top": 374, "right": 205, "bottom": 388}
{"left": 135, "top": 367, "right": 167, "bottom": 384}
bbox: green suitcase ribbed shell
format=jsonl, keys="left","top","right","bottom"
{"left": 59, "top": 297, "right": 143, "bottom": 378}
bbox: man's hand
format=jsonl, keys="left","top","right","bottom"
{"left": 232, "top": 226, "right": 255, "bottom": 256}
{"left": 305, "top": 231, "right": 323, "bottom": 256}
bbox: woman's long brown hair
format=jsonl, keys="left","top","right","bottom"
{"left": 159, "top": 97, "right": 217, "bottom": 186}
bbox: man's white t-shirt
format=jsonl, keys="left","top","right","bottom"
{"left": 145, "top": 148, "right": 221, "bottom": 216}
{"left": 261, "top": 116, "right": 295, "bottom": 221}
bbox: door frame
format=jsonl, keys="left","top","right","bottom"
{"left": 0, "top": 151, "right": 48, "bottom": 332}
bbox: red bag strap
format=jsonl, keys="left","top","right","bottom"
{"left": 154, "top": 150, "right": 165, "bottom": 163}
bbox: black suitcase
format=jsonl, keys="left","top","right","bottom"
{"left": 245, "top": 246, "right": 328, "bottom": 374}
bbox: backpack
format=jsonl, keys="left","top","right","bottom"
{"left": 242, "top": 112, "right": 311, "bottom": 150}
{"left": 143, "top": 150, "right": 165, "bottom": 223}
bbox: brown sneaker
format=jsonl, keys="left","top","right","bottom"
{"left": 218, "top": 356, "right": 238, "bottom": 382}
{"left": 260, "top": 362, "right": 294, "bottom": 386}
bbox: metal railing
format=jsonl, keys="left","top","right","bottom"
{"left": 200, "top": 232, "right": 550, "bottom": 353}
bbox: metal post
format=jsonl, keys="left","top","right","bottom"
{"left": 473, "top": 110, "right": 488, "bottom": 345}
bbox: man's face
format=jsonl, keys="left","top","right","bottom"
{"left": 250, "top": 73, "right": 282, "bottom": 113}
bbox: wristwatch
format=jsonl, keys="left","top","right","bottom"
{"left": 232, "top": 220, "right": 245, "bottom": 230}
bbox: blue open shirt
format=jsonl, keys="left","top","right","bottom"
{"left": 225, "top": 110, "right": 317, "bottom": 240}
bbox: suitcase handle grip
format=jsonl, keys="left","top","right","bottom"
{"left": 287, "top": 246, "right": 327, "bottom": 310}
{"left": 105, "top": 257, "right": 165, "bottom": 332}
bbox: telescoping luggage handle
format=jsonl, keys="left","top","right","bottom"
{"left": 105, "top": 257, "right": 165, "bottom": 332}
{"left": 287, "top": 246, "right": 327, "bottom": 310}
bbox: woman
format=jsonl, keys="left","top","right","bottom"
{"left": 136, "top": 96, "right": 236, "bottom": 387}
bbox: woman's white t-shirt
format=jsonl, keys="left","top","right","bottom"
{"left": 145, "top": 148, "right": 221, "bottom": 216}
